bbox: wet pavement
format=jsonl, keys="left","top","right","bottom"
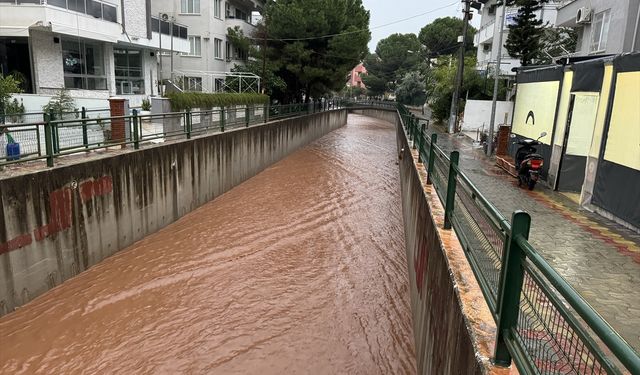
{"left": 0, "top": 114, "right": 415, "bottom": 374}
{"left": 417, "top": 116, "right": 640, "bottom": 353}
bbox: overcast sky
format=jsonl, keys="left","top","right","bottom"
{"left": 362, "top": 0, "right": 481, "bottom": 52}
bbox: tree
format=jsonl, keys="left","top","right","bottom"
{"left": 395, "top": 71, "right": 426, "bottom": 106}
{"left": 263, "top": 0, "right": 370, "bottom": 102}
{"left": 419, "top": 17, "right": 477, "bottom": 57}
{"left": 362, "top": 74, "right": 386, "bottom": 97}
{"left": 504, "top": 0, "right": 550, "bottom": 66}
{"left": 362, "top": 34, "right": 422, "bottom": 94}
{"left": 538, "top": 27, "right": 578, "bottom": 64}
{"left": 0, "top": 74, "right": 23, "bottom": 119}
{"left": 426, "top": 56, "right": 497, "bottom": 122}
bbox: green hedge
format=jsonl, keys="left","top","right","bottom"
{"left": 166, "top": 92, "right": 269, "bottom": 111}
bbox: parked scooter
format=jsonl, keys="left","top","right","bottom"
{"left": 512, "top": 132, "right": 546, "bottom": 190}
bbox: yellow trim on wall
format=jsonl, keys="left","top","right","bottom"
{"left": 603, "top": 71, "right": 640, "bottom": 171}
{"left": 588, "top": 65, "right": 614, "bottom": 159}
{"left": 553, "top": 71, "right": 574, "bottom": 147}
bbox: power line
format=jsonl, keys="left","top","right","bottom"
{"left": 251, "top": 1, "right": 458, "bottom": 42}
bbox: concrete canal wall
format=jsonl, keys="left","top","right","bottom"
{"left": 356, "top": 107, "right": 507, "bottom": 375}
{"left": 0, "top": 110, "right": 347, "bottom": 314}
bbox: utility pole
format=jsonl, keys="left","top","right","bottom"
{"left": 487, "top": 3, "right": 506, "bottom": 156}
{"left": 261, "top": 14, "right": 268, "bottom": 95}
{"left": 448, "top": 0, "right": 472, "bottom": 133}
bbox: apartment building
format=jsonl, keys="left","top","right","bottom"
{"left": 347, "top": 63, "right": 367, "bottom": 89}
{"left": 152, "top": 0, "right": 264, "bottom": 93}
{"left": 474, "top": 0, "right": 558, "bottom": 75}
{"left": 555, "top": 0, "right": 640, "bottom": 56}
{"left": 0, "top": 0, "right": 189, "bottom": 105}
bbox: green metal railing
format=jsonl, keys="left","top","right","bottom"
{"left": 0, "top": 100, "right": 343, "bottom": 168}
{"left": 355, "top": 101, "right": 640, "bottom": 375}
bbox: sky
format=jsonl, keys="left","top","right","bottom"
{"left": 362, "top": 0, "right": 480, "bottom": 52}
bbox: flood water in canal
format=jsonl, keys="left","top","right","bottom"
{"left": 0, "top": 114, "right": 415, "bottom": 374}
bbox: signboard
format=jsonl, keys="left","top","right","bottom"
{"left": 512, "top": 81, "right": 561, "bottom": 145}
{"left": 505, "top": 7, "right": 519, "bottom": 26}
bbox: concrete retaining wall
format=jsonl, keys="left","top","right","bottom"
{"left": 0, "top": 110, "right": 347, "bottom": 314}
{"left": 350, "top": 107, "right": 508, "bottom": 374}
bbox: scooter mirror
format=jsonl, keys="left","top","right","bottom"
{"left": 540, "top": 132, "right": 547, "bottom": 137}
{"left": 510, "top": 134, "right": 516, "bottom": 138}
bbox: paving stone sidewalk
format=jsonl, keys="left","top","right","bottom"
{"left": 414, "top": 115, "right": 640, "bottom": 353}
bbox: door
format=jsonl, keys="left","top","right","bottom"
{"left": 557, "top": 93, "right": 600, "bottom": 192}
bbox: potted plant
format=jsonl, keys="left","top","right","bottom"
{"left": 140, "top": 98, "right": 151, "bottom": 115}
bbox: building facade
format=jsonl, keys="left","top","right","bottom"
{"left": 474, "top": 0, "right": 558, "bottom": 75}
{"left": 151, "top": 0, "right": 264, "bottom": 93}
{"left": 555, "top": 0, "right": 640, "bottom": 56}
{"left": 0, "top": 0, "right": 189, "bottom": 107}
{"left": 346, "top": 63, "right": 367, "bottom": 89}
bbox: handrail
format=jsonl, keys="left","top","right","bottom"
{"left": 1, "top": 100, "right": 344, "bottom": 167}
{"left": 386, "top": 100, "right": 640, "bottom": 374}
{"left": 516, "top": 235, "right": 640, "bottom": 374}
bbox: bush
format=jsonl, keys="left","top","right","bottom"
{"left": 5, "top": 98, "right": 25, "bottom": 123}
{"left": 165, "top": 92, "right": 269, "bottom": 111}
{"left": 43, "top": 88, "right": 77, "bottom": 118}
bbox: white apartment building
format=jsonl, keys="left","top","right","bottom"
{"left": 555, "top": 0, "right": 640, "bottom": 56}
{"left": 474, "top": 0, "right": 558, "bottom": 75}
{"left": 152, "top": 0, "right": 264, "bottom": 93}
{"left": 0, "top": 0, "right": 189, "bottom": 107}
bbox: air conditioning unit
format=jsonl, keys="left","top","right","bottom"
{"left": 576, "top": 7, "right": 592, "bottom": 24}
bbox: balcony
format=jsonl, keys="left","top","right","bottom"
{"left": 474, "top": 20, "right": 495, "bottom": 46}
{"left": 555, "top": 0, "right": 583, "bottom": 27}
{"left": 0, "top": 1, "right": 121, "bottom": 40}
{"left": 226, "top": 17, "right": 257, "bottom": 36}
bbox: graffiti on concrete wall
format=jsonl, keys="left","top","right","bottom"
{"left": 0, "top": 176, "right": 113, "bottom": 255}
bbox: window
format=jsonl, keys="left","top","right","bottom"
{"left": 180, "top": 0, "right": 200, "bottom": 14}
{"left": 215, "top": 78, "right": 224, "bottom": 92}
{"left": 214, "top": 0, "right": 222, "bottom": 19}
{"left": 214, "top": 38, "right": 223, "bottom": 59}
{"left": 114, "top": 48, "right": 144, "bottom": 95}
{"left": 47, "top": 0, "right": 117, "bottom": 23}
{"left": 184, "top": 36, "right": 201, "bottom": 56}
{"left": 151, "top": 17, "right": 188, "bottom": 39}
{"left": 62, "top": 39, "right": 107, "bottom": 90}
{"left": 225, "top": 42, "right": 232, "bottom": 61}
{"left": 590, "top": 9, "right": 610, "bottom": 52}
{"left": 234, "top": 46, "right": 247, "bottom": 61}
{"left": 185, "top": 77, "right": 202, "bottom": 91}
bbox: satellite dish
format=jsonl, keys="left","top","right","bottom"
{"left": 161, "top": 13, "right": 169, "bottom": 21}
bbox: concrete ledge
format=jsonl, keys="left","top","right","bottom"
{"left": 395, "top": 116, "right": 513, "bottom": 374}
{"left": 0, "top": 110, "right": 347, "bottom": 314}
{"left": 358, "top": 107, "right": 513, "bottom": 374}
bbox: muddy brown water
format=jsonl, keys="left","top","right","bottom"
{"left": 0, "top": 114, "right": 416, "bottom": 374}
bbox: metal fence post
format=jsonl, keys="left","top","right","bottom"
{"left": 444, "top": 151, "right": 459, "bottom": 229}
{"left": 494, "top": 211, "right": 531, "bottom": 366}
{"left": 265, "top": 102, "right": 269, "bottom": 123}
{"left": 427, "top": 134, "right": 438, "bottom": 184}
{"left": 412, "top": 116, "right": 418, "bottom": 150}
{"left": 81, "top": 107, "right": 88, "bottom": 149}
{"left": 132, "top": 109, "right": 140, "bottom": 149}
{"left": 185, "top": 108, "right": 191, "bottom": 139}
{"left": 245, "top": 105, "right": 250, "bottom": 127}
{"left": 44, "top": 113, "right": 54, "bottom": 167}
{"left": 220, "top": 106, "right": 225, "bottom": 132}
{"left": 418, "top": 123, "right": 426, "bottom": 163}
